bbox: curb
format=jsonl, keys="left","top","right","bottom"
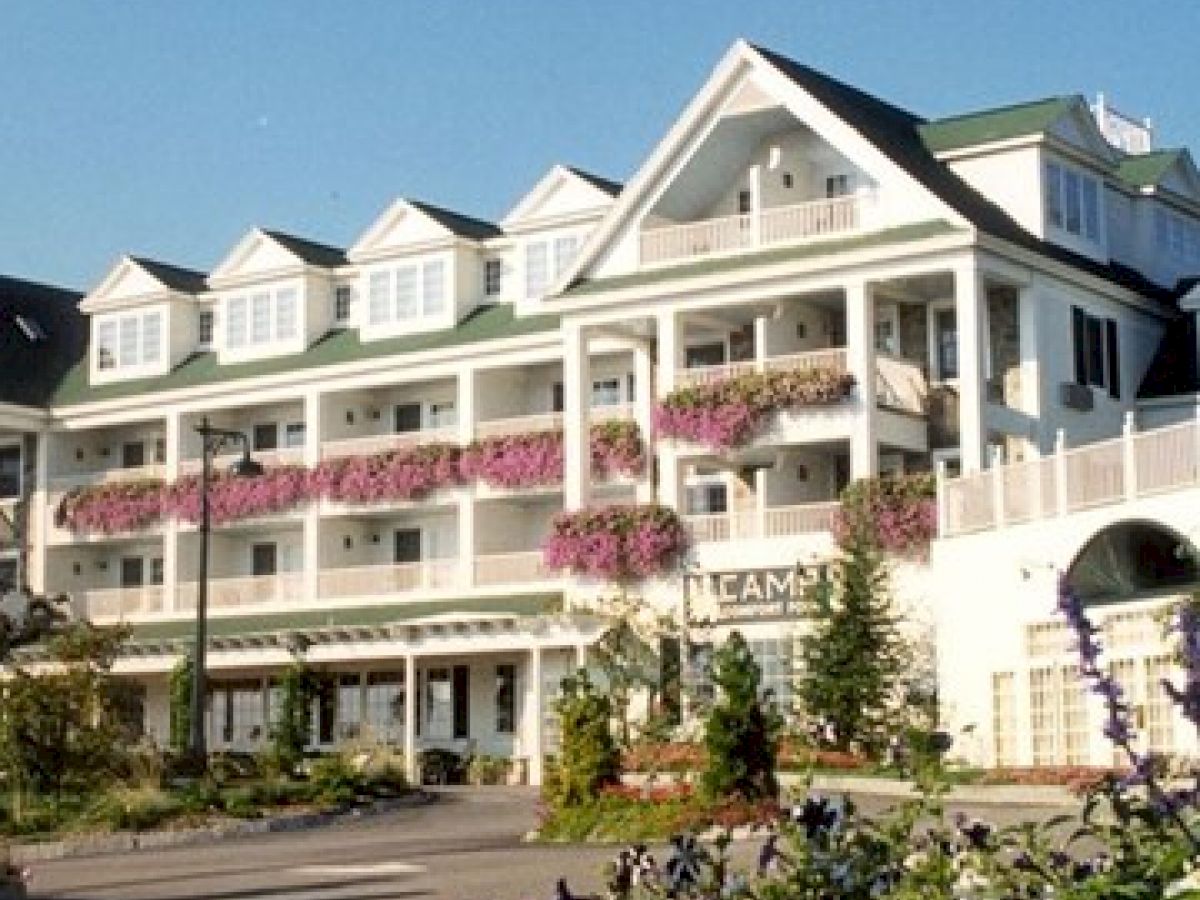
{"left": 10, "top": 792, "right": 433, "bottom": 865}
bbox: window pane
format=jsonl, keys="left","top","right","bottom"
{"left": 227, "top": 298, "right": 248, "bottom": 349}
{"left": 525, "top": 242, "right": 548, "bottom": 299}
{"left": 553, "top": 236, "right": 578, "bottom": 278}
{"left": 334, "top": 286, "right": 352, "bottom": 321}
{"left": 97, "top": 320, "right": 118, "bottom": 370}
{"left": 142, "top": 312, "right": 162, "bottom": 365}
{"left": 251, "top": 293, "right": 272, "bottom": 343}
{"left": 1064, "top": 170, "right": 1081, "bottom": 234}
{"left": 276, "top": 289, "right": 298, "bottom": 339}
{"left": 119, "top": 316, "right": 140, "bottom": 367}
{"left": 198, "top": 310, "right": 214, "bottom": 347}
{"left": 1081, "top": 178, "right": 1099, "bottom": 240}
{"left": 495, "top": 664, "right": 516, "bottom": 734}
{"left": 369, "top": 271, "right": 391, "bottom": 324}
{"left": 395, "top": 266, "right": 418, "bottom": 319}
{"left": 284, "top": 422, "right": 306, "bottom": 448}
{"left": 422, "top": 260, "right": 445, "bottom": 315}
{"left": 253, "top": 423, "right": 278, "bottom": 451}
{"left": 1045, "top": 163, "right": 1063, "bottom": 229}
{"left": 120, "top": 557, "right": 144, "bottom": 588}
{"left": 484, "top": 259, "right": 502, "bottom": 296}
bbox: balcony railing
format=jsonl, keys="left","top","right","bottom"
{"left": 939, "top": 418, "right": 1200, "bottom": 538}
{"left": 78, "top": 585, "right": 165, "bottom": 620}
{"left": 49, "top": 463, "right": 167, "bottom": 490}
{"left": 474, "top": 412, "right": 564, "bottom": 440}
{"left": 640, "top": 194, "right": 865, "bottom": 266}
{"left": 321, "top": 428, "right": 458, "bottom": 460}
{"left": 473, "top": 551, "right": 558, "bottom": 586}
{"left": 179, "top": 447, "right": 305, "bottom": 475}
{"left": 685, "top": 501, "right": 841, "bottom": 543}
{"left": 319, "top": 559, "right": 459, "bottom": 598}
{"left": 177, "top": 572, "right": 304, "bottom": 611}
{"left": 676, "top": 347, "right": 849, "bottom": 389}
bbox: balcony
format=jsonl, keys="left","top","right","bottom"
{"left": 319, "top": 559, "right": 459, "bottom": 599}
{"left": 321, "top": 427, "right": 458, "bottom": 460}
{"left": 676, "top": 348, "right": 849, "bottom": 389}
{"left": 78, "top": 585, "right": 165, "bottom": 620}
{"left": 177, "top": 572, "right": 304, "bottom": 611}
{"left": 640, "top": 194, "right": 867, "bottom": 267}
{"left": 179, "top": 447, "right": 305, "bottom": 475}
{"left": 685, "top": 501, "right": 841, "bottom": 544}
{"left": 474, "top": 412, "right": 564, "bottom": 440}
{"left": 473, "top": 551, "right": 558, "bottom": 586}
{"left": 49, "top": 463, "right": 166, "bottom": 490}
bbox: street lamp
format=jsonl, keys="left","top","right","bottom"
{"left": 187, "top": 417, "right": 263, "bottom": 768}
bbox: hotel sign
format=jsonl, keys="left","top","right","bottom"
{"left": 688, "top": 565, "right": 824, "bottom": 621}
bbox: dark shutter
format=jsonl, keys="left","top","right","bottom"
{"left": 1106, "top": 319, "right": 1121, "bottom": 399}
{"left": 1071, "top": 307, "right": 1088, "bottom": 386}
{"left": 452, "top": 665, "right": 469, "bottom": 739}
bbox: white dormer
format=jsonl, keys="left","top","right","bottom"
{"left": 348, "top": 199, "right": 500, "bottom": 342}
{"left": 499, "top": 165, "right": 621, "bottom": 311}
{"left": 81, "top": 256, "right": 206, "bottom": 385}
{"left": 207, "top": 228, "right": 345, "bottom": 364}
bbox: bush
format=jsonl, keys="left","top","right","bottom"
{"left": 307, "top": 755, "right": 363, "bottom": 806}
{"left": 466, "top": 754, "right": 510, "bottom": 786}
{"left": 544, "top": 671, "right": 621, "bottom": 808}
{"left": 82, "top": 786, "right": 183, "bottom": 832}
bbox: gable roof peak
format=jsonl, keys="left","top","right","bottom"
{"left": 404, "top": 199, "right": 502, "bottom": 240}
{"left": 259, "top": 229, "right": 348, "bottom": 267}
{"left": 126, "top": 255, "right": 208, "bottom": 294}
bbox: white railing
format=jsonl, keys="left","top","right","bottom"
{"left": 179, "top": 447, "right": 305, "bottom": 475}
{"left": 677, "top": 347, "right": 849, "bottom": 389}
{"left": 321, "top": 428, "right": 457, "bottom": 460}
{"left": 640, "top": 194, "right": 865, "bottom": 266}
{"left": 939, "top": 418, "right": 1200, "bottom": 538}
{"left": 686, "top": 501, "right": 841, "bottom": 544}
{"left": 177, "top": 572, "right": 304, "bottom": 611}
{"left": 50, "top": 463, "right": 167, "bottom": 490}
{"left": 319, "top": 559, "right": 460, "bottom": 598}
{"left": 473, "top": 551, "right": 558, "bottom": 586}
{"left": 474, "top": 412, "right": 564, "bottom": 440}
{"left": 876, "top": 355, "right": 927, "bottom": 415}
{"left": 78, "top": 585, "right": 165, "bottom": 620}
{"left": 591, "top": 402, "right": 636, "bottom": 423}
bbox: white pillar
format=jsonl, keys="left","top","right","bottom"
{"left": 303, "top": 509, "right": 320, "bottom": 602}
{"left": 575, "top": 643, "right": 588, "bottom": 671}
{"left": 656, "top": 309, "right": 682, "bottom": 395}
{"left": 526, "top": 645, "right": 544, "bottom": 787}
{"left": 955, "top": 259, "right": 987, "bottom": 473}
{"left": 633, "top": 342, "right": 655, "bottom": 503}
{"left": 303, "top": 390, "right": 322, "bottom": 468}
{"left": 458, "top": 496, "right": 475, "bottom": 588}
{"left": 1054, "top": 428, "right": 1068, "bottom": 516}
{"left": 26, "top": 430, "right": 50, "bottom": 594}
{"left": 164, "top": 410, "right": 182, "bottom": 481}
{"left": 1017, "top": 285, "right": 1046, "bottom": 449}
{"left": 457, "top": 367, "right": 476, "bottom": 445}
{"left": 846, "top": 280, "right": 878, "bottom": 479}
{"left": 657, "top": 449, "right": 682, "bottom": 510}
{"left": 753, "top": 314, "right": 769, "bottom": 372}
{"left": 404, "top": 654, "right": 417, "bottom": 785}
{"left": 1123, "top": 411, "right": 1138, "bottom": 501}
{"left": 563, "top": 324, "right": 592, "bottom": 510}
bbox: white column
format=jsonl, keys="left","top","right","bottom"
{"left": 1017, "top": 285, "right": 1046, "bottom": 450}
{"left": 656, "top": 310, "right": 684, "bottom": 508}
{"left": 303, "top": 390, "right": 322, "bottom": 468}
{"left": 164, "top": 410, "right": 182, "bottom": 481}
{"left": 563, "top": 324, "right": 592, "bottom": 510}
{"left": 26, "top": 430, "right": 50, "bottom": 594}
{"left": 303, "top": 509, "right": 320, "bottom": 602}
{"left": 753, "top": 314, "right": 769, "bottom": 372}
{"left": 657, "top": 448, "right": 682, "bottom": 510}
{"left": 955, "top": 259, "right": 987, "bottom": 473}
{"left": 575, "top": 643, "right": 588, "bottom": 671}
{"left": 525, "top": 645, "right": 544, "bottom": 786}
{"left": 845, "top": 280, "right": 878, "bottom": 479}
{"left": 457, "top": 367, "right": 476, "bottom": 445}
{"left": 404, "top": 654, "right": 418, "bottom": 785}
{"left": 457, "top": 496, "right": 475, "bottom": 588}
{"left": 1054, "top": 428, "right": 1068, "bottom": 516}
{"left": 633, "top": 342, "right": 655, "bottom": 503}
{"left": 1122, "top": 411, "right": 1138, "bottom": 501}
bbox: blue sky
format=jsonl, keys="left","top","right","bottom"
{"left": 2, "top": 1, "right": 1198, "bottom": 290}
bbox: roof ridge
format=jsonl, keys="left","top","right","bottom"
{"left": 564, "top": 165, "right": 623, "bottom": 196}
{"left": 261, "top": 229, "right": 346, "bottom": 253}
{"left": 129, "top": 256, "right": 206, "bottom": 276}
{"left": 922, "top": 94, "right": 1079, "bottom": 128}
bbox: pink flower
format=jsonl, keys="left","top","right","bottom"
{"left": 542, "top": 503, "right": 689, "bottom": 582}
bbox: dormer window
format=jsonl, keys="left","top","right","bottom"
{"left": 226, "top": 287, "right": 299, "bottom": 350}
{"left": 198, "top": 310, "right": 214, "bottom": 350}
{"left": 366, "top": 259, "right": 446, "bottom": 327}
{"left": 95, "top": 310, "right": 163, "bottom": 373}
{"left": 525, "top": 236, "right": 579, "bottom": 299}
{"left": 1045, "top": 162, "right": 1100, "bottom": 241}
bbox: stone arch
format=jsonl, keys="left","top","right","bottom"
{"left": 1065, "top": 518, "right": 1200, "bottom": 606}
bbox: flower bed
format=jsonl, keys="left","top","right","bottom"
{"left": 55, "top": 479, "right": 166, "bottom": 535}
{"left": 462, "top": 423, "right": 646, "bottom": 489}
{"left": 543, "top": 504, "right": 689, "bottom": 581}
{"left": 167, "top": 466, "right": 314, "bottom": 525}
{"left": 834, "top": 472, "right": 937, "bottom": 555}
{"left": 310, "top": 443, "right": 462, "bottom": 504}
{"left": 535, "top": 791, "right": 781, "bottom": 842}
{"left": 622, "top": 741, "right": 866, "bottom": 774}
{"left": 590, "top": 420, "right": 645, "bottom": 479}
{"left": 654, "top": 366, "right": 855, "bottom": 451}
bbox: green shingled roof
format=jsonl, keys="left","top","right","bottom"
{"left": 564, "top": 220, "right": 962, "bottom": 297}
{"left": 918, "top": 96, "right": 1079, "bottom": 154}
{"left": 52, "top": 304, "right": 559, "bottom": 407}
{"left": 1117, "top": 149, "right": 1187, "bottom": 188}
{"left": 128, "top": 593, "right": 561, "bottom": 644}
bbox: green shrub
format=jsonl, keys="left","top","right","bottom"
{"left": 544, "top": 670, "right": 620, "bottom": 809}
{"left": 307, "top": 755, "right": 363, "bottom": 806}
{"left": 82, "top": 787, "right": 182, "bottom": 832}
{"left": 466, "top": 754, "right": 509, "bottom": 786}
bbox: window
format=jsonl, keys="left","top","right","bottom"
{"left": 251, "top": 543, "right": 277, "bottom": 577}
{"left": 122, "top": 442, "right": 145, "bottom": 469}
{"left": 825, "top": 174, "right": 850, "bottom": 198}
{"left": 737, "top": 189, "right": 753, "bottom": 214}
{"left": 591, "top": 378, "right": 622, "bottom": 407}
{"left": 554, "top": 236, "right": 578, "bottom": 278}
{"left": 395, "top": 267, "right": 418, "bottom": 319}
{"left": 934, "top": 308, "right": 958, "bottom": 380}
{"left": 154, "top": 438, "right": 167, "bottom": 464}
{"left": 781, "top": 172, "right": 794, "bottom": 189}
{"left": 1071, "top": 307, "right": 1120, "bottom": 398}
{"left": 198, "top": 310, "right": 215, "bottom": 349}
{"left": 0, "top": 446, "right": 21, "bottom": 498}
{"left": 337, "top": 674, "right": 362, "bottom": 739}
{"left": 150, "top": 557, "right": 164, "bottom": 586}
{"left": 427, "top": 401, "right": 456, "bottom": 430}
{"left": 750, "top": 638, "right": 795, "bottom": 716}
{"left": 422, "top": 261, "right": 445, "bottom": 315}
{"left": 1045, "top": 162, "right": 1101, "bottom": 241}
{"left": 394, "top": 403, "right": 422, "bottom": 433}
{"left": 0, "top": 559, "right": 17, "bottom": 593}
{"left": 284, "top": 422, "right": 306, "bottom": 449}
{"left": 333, "top": 286, "right": 352, "bottom": 323}
{"left": 393, "top": 528, "right": 422, "bottom": 564}
{"left": 253, "top": 423, "right": 278, "bottom": 451}
{"left": 120, "top": 557, "right": 144, "bottom": 588}
{"left": 365, "top": 672, "right": 405, "bottom": 742}
{"left": 551, "top": 382, "right": 564, "bottom": 413}
{"left": 495, "top": 663, "right": 516, "bottom": 734}
{"left": 484, "top": 259, "right": 503, "bottom": 296}
{"left": 1154, "top": 208, "right": 1200, "bottom": 265}
{"left": 225, "top": 287, "right": 302, "bottom": 349}
{"left": 685, "top": 342, "right": 726, "bottom": 368}
{"left": 366, "top": 261, "right": 448, "bottom": 326}
{"left": 686, "top": 482, "right": 727, "bottom": 515}
{"left": 96, "top": 311, "right": 163, "bottom": 373}
{"left": 525, "top": 242, "right": 549, "bottom": 299}
{"left": 369, "top": 271, "right": 390, "bottom": 325}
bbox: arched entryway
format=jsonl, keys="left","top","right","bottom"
{"left": 1064, "top": 518, "right": 1200, "bottom": 607}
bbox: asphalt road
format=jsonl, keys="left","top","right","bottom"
{"left": 26, "top": 787, "right": 1079, "bottom": 900}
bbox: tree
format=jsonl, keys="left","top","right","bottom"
{"left": 0, "top": 590, "right": 70, "bottom": 662}
{"left": 269, "top": 660, "right": 317, "bottom": 775}
{"left": 544, "top": 670, "right": 621, "bottom": 808}
{"left": 0, "top": 622, "right": 134, "bottom": 816}
{"left": 796, "top": 514, "right": 911, "bottom": 755}
{"left": 168, "top": 654, "right": 194, "bottom": 753}
{"left": 700, "top": 631, "right": 781, "bottom": 801}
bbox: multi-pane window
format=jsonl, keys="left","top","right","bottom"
{"left": 484, "top": 259, "right": 503, "bottom": 296}
{"left": 365, "top": 672, "right": 405, "bottom": 742}
{"left": 1154, "top": 208, "right": 1200, "bottom": 265}
{"left": 0, "top": 559, "right": 17, "bottom": 593}
{"left": 333, "top": 285, "right": 353, "bottom": 323}
{"left": 253, "top": 422, "right": 279, "bottom": 451}
{"left": 1029, "top": 665, "right": 1057, "bottom": 766}
{"left": 1045, "top": 162, "right": 1101, "bottom": 241}
{"left": 1071, "top": 307, "right": 1120, "bottom": 398}
{"left": 553, "top": 236, "right": 578, "bottom": 279}
{"left": 495, "top": 663, "right": 517, "bottom": 734}
{"left": 366, "top": 260, "right": 448, "bottom": 326}
{"left": 284, "top": 422, "right": 306, "bottom": 449}
{"left": 686, "top": 481, "right": 728, "bottom": 515}
{"left": 525, "top": 242, "right": 549, "bottom": 299}
{"left": 198, "top": 309, "right": 215, "bottom": 349}
{"left": 825, "top": 174, "right": 851, "bottom": 198}
{"left": 991, "top": 672, "right": 1018, "bottom": 767}
{"left": 590, "top": 378, "right": 622, "bottom": 406}
{"left": 225, "top": 287, "right": 302, "bottom": 349}
{"left": 749, "top": 638, "right": 795, "bottom": 717}
{"left": 96, "top": 311, "right": 163, "bottom": 373}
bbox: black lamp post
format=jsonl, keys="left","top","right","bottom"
{"left": 187, "top": 417, "right": 263, "bottom": 768}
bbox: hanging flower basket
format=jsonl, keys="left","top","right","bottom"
{"left": 166, "top": 465, "right": 314, "bottom": 525}
{"left": 55, "top": 479, "right": 166, "bottom": 534}
{"left": 543, "top": 503, "right": 689, "bottom": 581}
{"left": 310, "top": 443, "right": 463, "bottom": 505}
{"left": 833, "top": 473, "right": 937, "bottom": 556}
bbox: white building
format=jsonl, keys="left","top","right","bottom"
{"left": 4, "top": 40, "right": 1200, "bottom": 779}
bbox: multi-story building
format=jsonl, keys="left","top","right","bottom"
{"left": 6, "top": 40, "right": 1200, "bottom": 779}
